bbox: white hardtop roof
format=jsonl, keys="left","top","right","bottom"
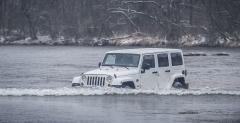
{"left": 106, "top": 48, "right": 182, "bottom": 54}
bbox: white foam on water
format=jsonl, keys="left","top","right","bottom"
{"left": 0, "top": 87, "right": 239, "bottom": 96}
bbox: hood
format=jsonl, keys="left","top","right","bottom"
{"left": 84, "top": 66, "right": 139, "bottom": 77}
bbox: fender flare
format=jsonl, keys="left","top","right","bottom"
{"left": 168, "top": 74, "right": 186, "bottom": 88}
{"left": 112, "top": 77, "right": 135, "bottom": 85}
{"left": 170, "top": 74, "right": 188, "bottom": 89}
{"left": 121, "top": 81, "right": 135, "bottom": 89}
{"left": 72, "top": 76, "right": 82, "bottom": 87}
{"left": 72, "top": 76, "right": 81, "bottom": 84}
{"left": 170, "top": 74, "right": 185, "bottom": 83}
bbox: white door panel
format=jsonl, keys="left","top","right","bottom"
{"left": 140, "top": 68, "right": 159, "bottom": 90}
{"left": 140, "top": 54, "right": 158, "bottom": 90}
{"left": 156, "top": 53, "right": 171, "bottom": 89}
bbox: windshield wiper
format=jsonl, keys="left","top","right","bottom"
{"left": 102, "top": 64, "right": 114, "bottom": 68}
{"left": 104, "top": 65, "right": 129, "bottom": 69}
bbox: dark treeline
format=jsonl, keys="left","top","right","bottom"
{"left": 0, "top": 0, "right": 239, "bottom": 44}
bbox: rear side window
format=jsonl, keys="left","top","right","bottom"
{"left": 171, "top": 52, "right": 183, "bottom": 66}
{"left": 157, "top": 53, "right": 169, "bottom": 67}
{"left": 142, "top": 55, "right": 155, "bottom": 68}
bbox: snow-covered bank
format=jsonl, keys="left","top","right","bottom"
{"left": 1, "top": 33, "right": 240, "bottom": 47}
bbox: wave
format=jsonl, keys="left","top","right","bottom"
{"left": 0, "top": 87, "right": 239, "bottom": 96}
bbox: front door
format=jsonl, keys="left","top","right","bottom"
{"left": 140, "top": 54, "right": 158, "bottom": 90}
{"left": 156, "top": 53, "right": 171, "bottom": 89}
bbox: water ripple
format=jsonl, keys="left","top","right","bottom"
{"left": 0, "top": 87, "right": 239, "bottom": 96}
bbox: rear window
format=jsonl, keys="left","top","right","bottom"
{"left": 157, "top": 53, "right": 169, "bottom": 67}
{"left": 171, "top": 52, "right": 183, "bottom": 66}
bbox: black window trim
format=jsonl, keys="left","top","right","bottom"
{"left": 157, "top": 53, "right": 169, "bottom": 67}
{"left": 142, "top": 54, "right": 156, "bottom": 68}
{"left": 171, "top": 52, "right": 183, "bottom": 66}
{"left": 102, "top": 53, "right": 141, "bottom": 67}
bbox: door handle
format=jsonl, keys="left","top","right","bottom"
{"left": 152, "top": 71, "right": 158, "bottom": 74}
{"left": 165, "top": 70, "right": 170, "bottom": 72}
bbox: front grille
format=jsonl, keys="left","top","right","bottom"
{"left": 86, "top": 75, "right": 106, "bottom": 86}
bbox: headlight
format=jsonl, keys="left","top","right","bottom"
{"left": 81, "top": 75, "right": 87, "bottom": 82}
{"left": 106, "top": 75, "right": 113, "bottom": 83}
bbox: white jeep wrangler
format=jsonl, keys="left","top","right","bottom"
{"left": 72, "top": 48, "right": 188, "bottom": 89}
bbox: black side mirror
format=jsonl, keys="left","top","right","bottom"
{"left": 142, "top": 63, "right": 151, "bottom": 70}
{"left": 98, "top": 62, "right": 101, "bottom": 68}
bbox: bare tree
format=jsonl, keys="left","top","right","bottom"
{"left": 0, "top": 0, "right": 239, "bottom": 44}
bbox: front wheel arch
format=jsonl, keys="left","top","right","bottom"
{"left": 121, "top": 81, "right": 135, "bottom": 89}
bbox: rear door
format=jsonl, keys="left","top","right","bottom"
{"left": 156, "top": 52, "right": 171, "bottom": 89}
{"left": 140, "top": 54, "right": 158, "bottom": 90}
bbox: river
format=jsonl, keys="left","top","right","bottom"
{"left": 0, "top": 46, "right": 239, "bottom": 123}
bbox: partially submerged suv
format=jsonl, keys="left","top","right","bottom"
{"left": 72, "top": 48, "right": 188, "bottom": 89}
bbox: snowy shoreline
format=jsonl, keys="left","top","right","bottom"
{"left": 1, "top": 33, "right": 240, "bottom": 48}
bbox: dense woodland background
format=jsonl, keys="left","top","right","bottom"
{"left": 0, "top": 0, "right": 240, "bottom": 46}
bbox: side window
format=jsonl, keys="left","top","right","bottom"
{"left": 171, "top": 52, "right": 183, "bottom": 66}
{"left": 157, "top": 53, "right": 169, "bottom": 67}
{"left": 142, "top": 55, "right": 155, "bottom": 68}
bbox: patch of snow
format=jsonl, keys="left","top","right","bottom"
{"left": 0, "top": 33, "right": 239, "bottom": 47}
{"left": 0, "top": 36, "right": 4, "bottom": 43}
{"left": 218, "top": 38, "right": 225, "bottom": 44}
{"left": 38, "top": 35, "right": 51, "bottom": 42}
{"left": 181, "top": 34, "right": 206, "bottom": 46}
{"left": 11, "top": 35, "right": 52, "bottom": 45}
{"left": 109, "top": 33, "right": 162, "bottom": 46}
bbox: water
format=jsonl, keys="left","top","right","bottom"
{"left": 0, "top": 95, "right": 239, "bottom": 123}
{"left": 0, "top": 46, "right": 240, "bottom": 123}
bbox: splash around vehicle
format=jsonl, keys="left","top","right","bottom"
{"left": 72, "top": 48, "right": 188, "bottom": 89}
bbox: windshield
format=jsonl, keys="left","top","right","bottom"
{"left": 102, "top": 53, "right": 140, "bottom": 67}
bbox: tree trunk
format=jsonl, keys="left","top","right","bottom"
{"left": 189, "top": 0, "right": 193, "bottom": 25}
{"left": 26, "top": 14, "right": 37, "bottom": 40}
